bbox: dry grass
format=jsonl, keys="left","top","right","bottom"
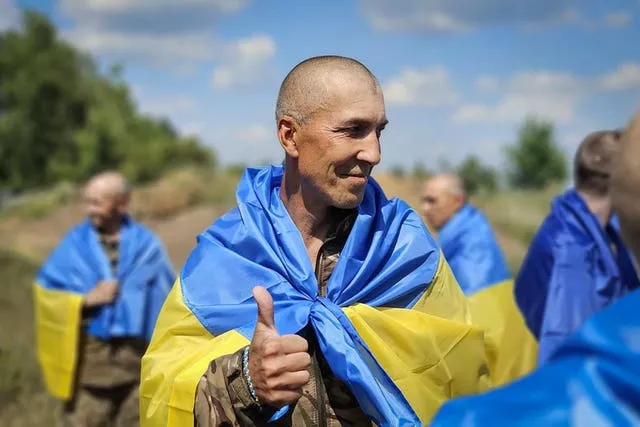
{"left": 0, "top": 250, "right": 60, "bottom": 425}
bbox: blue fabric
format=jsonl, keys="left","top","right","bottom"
{"left": 37, "top": 217, "right": 175, "bottom": 341}
{"left": 181, "top": 165, "right": 442, "bottom": 425}
{"left": 437, "top": 203, "right": 511, "bottom": 295}
{"left": 514, "top": 189, "right": 639, "bottom": 364}
{"left": 431, "top": 288, "right": 640, "bottom": 427}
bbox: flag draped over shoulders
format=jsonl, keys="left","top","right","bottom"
{"left": 140, "top": 165, "right": 490, "bottom": 427}
{"left": 431, "top": 288, "right": 640, "bottom": 427}
{"left": 438, "top": 204, "right": 510, "bottom": 296}
{"left": 34, "top": 217, "right": 175, "bottom": 400}
{"left": 514, "top": 189, "right": 639, "bottom": 364}
{"left": 437, "top": 204, "right": 537, "bottom": 386}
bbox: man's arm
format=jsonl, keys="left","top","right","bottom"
{"left": 141, "top": 283, "right": 310, "bottom": 427}
{"left": 139, "top": 280, "right": 249, "bottom": 427}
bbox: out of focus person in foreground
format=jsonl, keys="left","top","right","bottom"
{"left": 514, "top": 130, "right": 639, "bottom": 365}
{"left": 139, "top": 55, "right": 490, "bottom": 427}
{"left": 422, "top": 174, "right": 537, "bottom": 386}
{"left": 34, "top": 171, "right": 175, "bottom": 427}
{"left": 431, "top": 111, "right": 640, "bottom": 426}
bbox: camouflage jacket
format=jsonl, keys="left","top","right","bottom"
{"left": 75, "top": 231, "right": 146, "bottom": 389}
{"left": 194, "top": 210, "right": 373, "bottom": 426}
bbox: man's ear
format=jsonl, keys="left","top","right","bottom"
{"left": 278, "top": 116, "right": 300, "bottom": 159}
{"left": 117, "top": 194, "right": 131, "bottom": 215}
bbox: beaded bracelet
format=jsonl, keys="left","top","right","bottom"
{"left": 242, "top": 346, "right": 261, "bottom": 405}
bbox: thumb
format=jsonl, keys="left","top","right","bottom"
{"left": 253, "top": 286, "right": 277, "bottom": 332}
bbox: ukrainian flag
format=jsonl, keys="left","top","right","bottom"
{"left": 34, "top": 218, "right": 175, "bottom": 400}
{"left": 515, "top": 189, "right": 639, "bottom": 365}
{"left": 431, "top": 287, "right": 640, "bottom": 426}
{"left": 140, "top": 165, "right": 490, "bottom": 426}
{"left": 437, "top": 204, "right": 537, "bottom": 386}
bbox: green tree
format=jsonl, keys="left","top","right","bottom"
{"left": 389, "top": 165, "right": 406, "bottom": 179}
{"left": 411, "top": 162, "right": 432, "bottom": 180}
{"left": 0, "top": 10, "right": 216, "bottom": 192}
{"left": 505, "top": 117, "right": 568, "bottom": 189}
{"left": 456, "top": 155, "right": 499, "bottom": 196}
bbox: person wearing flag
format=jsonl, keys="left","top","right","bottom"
{"left": 421, "top": 173, "right": 537, "bottom": 386}
{"left": 514, "top": 129, "right": 640, "bottom": 365}
{"left": 431, "top": 110, "right": 640, "bottom": 426}
{"left": 34, "top": 171, "right": 175, "bottom": 427}
{"left": 139, "top": 55, "right": 490, "bottom": 427}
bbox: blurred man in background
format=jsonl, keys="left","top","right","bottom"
{"left": 431, "top": 111, "right": 640, "bottom": 426}
{"left": 514, "top": 130, "right": 640, "bottom": 364}
{"left": 422, "top": 173, "right": 537, "bottom": 386}
{"left": 34, "top": 171, "right": 175, "bottom": 427}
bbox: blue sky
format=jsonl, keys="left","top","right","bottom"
{"left": 3, "top": 0, "right": 640, "bottom": 171}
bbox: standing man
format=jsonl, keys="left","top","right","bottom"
{"left": 140, "top": 56, "right": 490, "bottom": 427}
{"left": 34, "top": 171, "right": 175, "bottom": 427}
{"left": 431, "top": 112, "right": 640, "bottom": 427}
{"left": 514, "top": 130, "right": 640, "bottom": 364}
{"left": 422, "top": 173, "right": 537, "bottom": 386}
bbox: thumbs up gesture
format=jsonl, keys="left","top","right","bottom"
{"left": 248, "top": 286, "right": 311, "bottom": 408}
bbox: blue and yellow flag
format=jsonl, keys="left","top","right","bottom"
{"left": 140, "top": 165, "right": 490, "bottom": 426}
{"left": 431, "top": 287, "right": 640, "bottom": 426}
{"left": 437, "top": 204, "right": 537, "bottom": 386}
{"left": 515, "top": 189, "right": 639, "bottom": 364}
{"left": 34, "top": 217, "right": 175, "bottom": 400}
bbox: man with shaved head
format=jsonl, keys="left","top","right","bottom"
{"left": 421, "top": 173, "right": 537, "bottom": 386}
{"left": 34, "top": 171, "right": 175, "bottom": 427}
{"left": 431, "top": 112, "right": 640, "bottom": 426}
{"left": 140, "top": 55, "right": 489, "bottom": 426}
{"left": 514, "top": 130, "right": 639, "bottom": 365}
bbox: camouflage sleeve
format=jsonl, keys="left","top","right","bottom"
{"left": 194, "top": 346, "right": 278, "bottom": 427}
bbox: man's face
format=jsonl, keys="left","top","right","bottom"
{"left": 83, "top": 183, "right": 124, "bottom": 229}
{"left": 421, "top": 180, "right": 463, "bottom": 231}
{"left": 293, "top": 80, "right": 387, "bottom": 210}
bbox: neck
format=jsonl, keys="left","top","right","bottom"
{"left": 280, "top": 171, "right": 332, "bottom": 246}
{"left": 578, "top": 190, "right": 611, "bottom": 227}
{"left": 98, "top": 215, "right": 123, "bottom": 237}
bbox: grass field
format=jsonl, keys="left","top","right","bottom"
{"left": 0, "top": 168, "right": 558, "bottom": 425}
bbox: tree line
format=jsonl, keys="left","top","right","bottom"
{"left": 0, "top": 11, "right": 215, "bottom": 194}
{"left": 392, "top": 118, "right": 569, "bottom": 195}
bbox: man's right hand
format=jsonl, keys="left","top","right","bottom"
{"left": 83, "top": 280, "right": 119, "bottom": 307}
{"left": 248, "top": 286, "right": 311, "bottom": 408}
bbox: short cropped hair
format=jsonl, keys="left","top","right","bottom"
{"left": 574, "top": 130, "right": 622, "bottom": 196}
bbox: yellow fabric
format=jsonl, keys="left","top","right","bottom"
{"left": 139, "top": 280, "right": 249, "bottom": 427}
{"left": 33, "top": 283, "right": 84, "bottom": 400}
{"left": 140, "top": 255, "right": 490, "bottom": 426}
{"left": 467, "top": 279, "right": 538, "bottom": 386}
{"left": 344, "top": 255, "right": 491, "bottom": 424}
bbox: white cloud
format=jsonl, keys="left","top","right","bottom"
{"left": 454, "top": 71, "right": 587, "bottom": 124}
{"left": 0, "top": 0, "right": 20, "bottom": 31}
{"left": 474, "top": 75, "right": 501, "bottom": 92}
{"left": 211, "top": 35, "right": 278, "bottom": 90}
{"left": 233, "top": 124, "right": 273, "bottom": 142}
{"left": 64, "top": 29, "right": 218, "bottom": 63}
{"left": 453, "top": 62, "right": 640, "bottom": 125}
{"left": 360, "top": 0, "right": 573, "bottom": 33}
{"left": 603, "top": 11, "right": 633, "bottom": 28}
{"left": 598, "top": 63, "right": 640, "bottom": 91}
{"left": 136, "top": 95, "right": 195, "bottom": 119}
{"left": 524, "top": 9, "right": 633, "bottom": 31}
{"left": 383, "top": 66, "right": 457, "bottom": 107}
{"left": 361, "top": 0, "right": 631, "bottom": 33}
{"left": 58, "top": 0, "right": 263, "bottom": 67}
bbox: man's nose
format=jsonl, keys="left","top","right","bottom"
{"left": 357, "top": 135, "right": 381, "bottom": 166}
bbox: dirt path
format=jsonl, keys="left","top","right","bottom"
{"left": 0, "top": 203, "right": 225, "bottom": 268}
